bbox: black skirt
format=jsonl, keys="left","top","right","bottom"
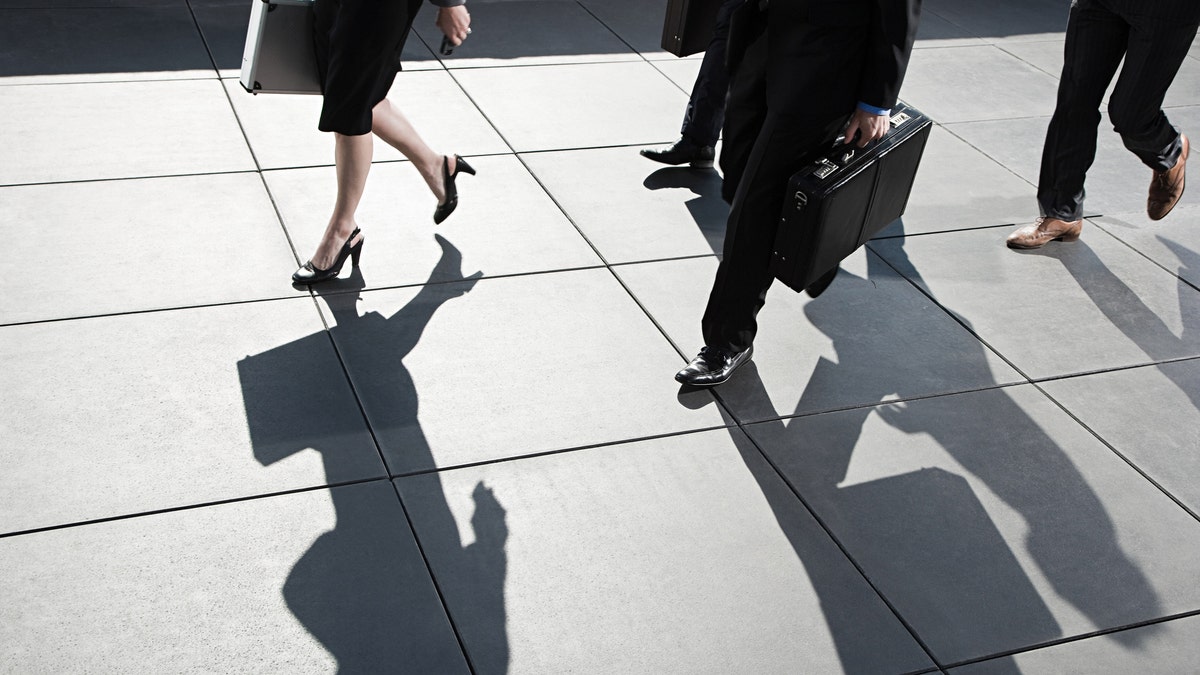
{"left": 313, "top": 0, "right": 425, "bottom": 136}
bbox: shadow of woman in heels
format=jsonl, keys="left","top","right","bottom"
{"left": 239, "top": 235, "right": 509, "bottom": 672}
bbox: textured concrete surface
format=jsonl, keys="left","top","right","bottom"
{"left": 3, "top": 0, "right": 1199, "bottom": 672}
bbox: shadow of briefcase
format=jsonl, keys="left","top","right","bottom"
{"left": 827, "top": 467, "right": 1059, "bottom": 661}
{"left": 771, "top": 102, "right": 932, "bottom": 292}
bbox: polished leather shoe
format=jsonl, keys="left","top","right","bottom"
{"left": 1148, "top": 134, "right": 1188, "bottom": 221}
{"left": 640, "top": 137, "right": 716, "bottom": 168}
{"left": 675, "top": 345, "right": 753, "bottom": 387}
{"left": 1006, "top": 217, "right": 1083, "bottom": 250}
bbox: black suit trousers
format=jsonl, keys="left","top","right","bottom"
{"left": 680, "top": 0, "right": 743, "bottom": 147}
{"left": 701, "top": 30, "right": 859, "bottom": 353}
{"left": 1037, "top": 0, "right": 1200, "bottom": 220}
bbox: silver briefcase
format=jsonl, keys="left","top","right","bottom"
{"left": 240, "top": 0, "right": 321, "bottom": 95}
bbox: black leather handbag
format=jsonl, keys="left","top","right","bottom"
{"left": 770, "top": 102, "right": 932, "bottom": 293}
{"left": 660, "top": 0, "right": 725, "bottom": 56}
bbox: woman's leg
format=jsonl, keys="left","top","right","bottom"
{"left": 309, "top": 132, "right": 371, "bottom": 269}
{"left": 371, "top": 97, "right": 455, "bottom": 204}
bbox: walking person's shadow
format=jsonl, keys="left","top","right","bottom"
{"left": 1030, "top": 234, "right": 1200, "bottom": 411}
{"left": 237, "top": 235, "right": 510, "bottom": 672}
{"left": 696, "top": 226, "right": 1162, "bottom": 670}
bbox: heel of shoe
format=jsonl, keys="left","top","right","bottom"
{"left": 1057, "top": 223, "right": 1083, "bottom": 242}
{"left": 454, "top": 155, "right": 476, "bottom": 176}
{"left": 349, "top": 237, "right": 364, "bottom": 268}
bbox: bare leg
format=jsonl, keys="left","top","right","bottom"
{"left": 371, "top": 97, "right": 455, "bottom": 205}
{"left": 310, "top": 132, "right": 371, "bottom": 269}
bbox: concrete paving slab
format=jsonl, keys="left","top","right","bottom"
{"left": 871, "top": 226, "right": 1200, "bottom": 379}
{"left": 747, "top": 384, "right": 1200, "bottom": 665}
{"left": 522, "top": 146, "right": 726, "bottom": 263}
{"left": 0, "top": 482, "right": 468, "bottom": 672}
{"left": 0, "top": 173, "right": 302, "bottom": 325}
{"left": 451, "top": 61, "right": 688, "bottom": 152}
{"left": 0, "top": 298, "right": 382, "bottom": 534}
{"left": 324, "top": 268, "right": 729, "bottom": 474}
{"left": 580, "top": 0, "right": 677, "bottom": 60}
{"left": 650, "top": 56, "right": 704, "bottom": 95}
{"left": 226, "top": 69, "right": 507, "bottom": 171}
{"left": 1039, "top": 360, "right": 1200, "bottom": 516}
{"left": 1089, "top": 207, "right": 1200, "bottom": 289}
{"left": 999, "top": 39, "right": 1067, "bottom": 79}
{"left": 411, "top": 0, "right": 638, "bottom": 68}
{"left": 878, "top": 124, "right": 1038, "bottom": 237}
{"left": 999, "top": 38, "right": 1200, "bottom": 113}
{"left": 921, "top": 0, "right": 1068, "bottom": 44}
{"left": 952, "top": 614, "right": 1200, "bottom": 674}
{"left": 0, "top": 5, "right": 214, "bottom": 84}
{"left": 913, "top": 8, "right": 988, "bottom": 48}
{"left": 942, "top": 117, "right": 1049, "bottom": 211}
{"left": 0, "top": 79, "right": 254, "bottom": 184}
{"left": 948, "top": 107, "right": 1200, "bottom": 219}
{"left": 266, "top": 155, "right": 601, "bottom": 288}
{"left": 616, "top": 250, "right": 1022, "bottom": 424}
{"left": 396, "top": 428, "right": 935, "bottom": 674}
{"left": 902, "top": 45, "right": 1060, "bottom": 124}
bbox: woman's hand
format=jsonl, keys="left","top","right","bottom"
{"left": 437, "top": 6, "right": 471, "bottom": 46}
{"left": 843, "top": 107, "right": 890, "bottom": 147}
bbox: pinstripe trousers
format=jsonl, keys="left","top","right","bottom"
{"left": 1038, "top": 0, "right": 1200, "bottom": 220}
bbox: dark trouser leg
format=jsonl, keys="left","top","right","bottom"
{"left": 718, "top": 30, "right": 768, "bottom": 204}
{"left": 1036, "top": 0, "right": 1127, "bottom": 220}
{"left": 680, "top": 0, "right": 741, "bottom": 147}
{"left": 1108, "top": 12, "right": 1200, "bottom": 171}
{"left": 701, "top": 110, "right": 847, "bottom": 353}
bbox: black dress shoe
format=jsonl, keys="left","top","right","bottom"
{"left": 640, "top": 137, "right": 716, "bottom": 168}
{"left": 675, "top": 345, "right": 753, "bottom": 387}
{"left": 805, "top": 266, "right": 838, "bottom": 298}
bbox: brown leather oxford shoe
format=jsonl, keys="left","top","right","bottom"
{"left": 1006, "top": 217, "right": 1084, "bottom": 250}
{"left": 1148, "top": 134, "right": 1188, "bottom": 221}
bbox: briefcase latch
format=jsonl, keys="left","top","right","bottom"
{"left": 890, "top": 112, "right": 910, "bottom": 128}
{"left": 813, "top": 159, "right": 838, "bottom": 180}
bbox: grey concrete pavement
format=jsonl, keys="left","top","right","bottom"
{"left": 3, "top": 0, "right": 1200, "bottom": 672}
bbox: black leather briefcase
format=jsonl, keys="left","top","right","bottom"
{"left": 770, "top": 102, "right": 932, "bottom": 292}
{"left": 661, "top": 0, "right": 723, "bottom": 57}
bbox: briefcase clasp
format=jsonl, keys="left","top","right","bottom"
{"left": 813, "top": 159, "right": 838, "bottom": 180}
{"left": 890, "top": 112, "right": 911, "bottom": 128}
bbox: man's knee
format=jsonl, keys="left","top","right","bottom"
{"left": 1108, "top": 91, "right": 1162, "bottom": 140}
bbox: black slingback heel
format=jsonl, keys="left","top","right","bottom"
{"left": 292, "top": 228, "right": 363, "bottom": 285}
{"left": 433, "top": 155, "right": 476, "bottom": 224}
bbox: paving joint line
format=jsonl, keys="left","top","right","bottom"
{"left": 385, "top": 481, "right": 480, "bottom": 674}
{"left": 0, "top": 476, "right": 392, "bottom": 541}
{"left": 728, "top": 413, "right": 948, "bottom": 669}
{"left": 940, "top": 607, "right": 1200, "bottom": 670}
{"left": 387, "top": 424, "right": 738, "bottom": 480}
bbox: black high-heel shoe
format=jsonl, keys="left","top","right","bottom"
{"left": 433, "top": 154, "right": 476, "bottom": 224}
{"left": 292, "top": 228, "right": 363, "bottom": 285}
